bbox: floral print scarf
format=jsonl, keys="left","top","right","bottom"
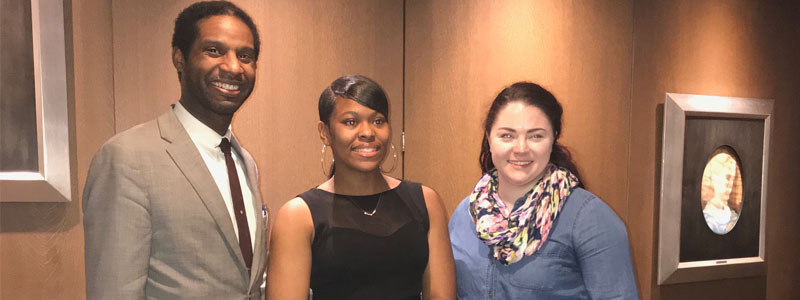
{"left": 468, "top": 164, "right": 579, "bottom": 265}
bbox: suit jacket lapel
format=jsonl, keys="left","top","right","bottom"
{"left": 157, "top": 110, "right": 248, "bottom": 276}
{"left": 231, "top": 136, "right": 267, "bottom": 288}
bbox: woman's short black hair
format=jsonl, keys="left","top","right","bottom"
{"left": 172, "top": 1, "right": 261, "bottom": 61}
{"left": 479, "top": 82, "right": 584, "bottom": 187}
{"left": 318, "top": 75, "right": 390, "bottom": 125}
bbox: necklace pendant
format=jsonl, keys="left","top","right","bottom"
{"left": 345, "top": 193, "right": 382, "bottom": 217}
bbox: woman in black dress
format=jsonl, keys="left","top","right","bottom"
{"left": 267, "top": 75, "right": 455, "bottom": 300}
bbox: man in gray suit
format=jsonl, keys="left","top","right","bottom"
{"left": 83, "top": 2, "right": 267, "bottom": 299}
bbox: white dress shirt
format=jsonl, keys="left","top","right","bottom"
{"left": 173, "top": 103, "right": 257, "bottom": 250}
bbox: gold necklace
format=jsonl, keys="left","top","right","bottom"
{"left": 345, "top": 192, "right": 382, "bottom": 216}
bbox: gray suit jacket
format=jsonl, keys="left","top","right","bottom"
{"left": 83, "top": 109, "right": 268, "bottom": 300}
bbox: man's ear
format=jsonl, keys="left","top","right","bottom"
{"left": 172, "top": 47, "right": 185, "bottom": 72}
{"left": 318, "top": 121, "right": 331, "bottom": 146}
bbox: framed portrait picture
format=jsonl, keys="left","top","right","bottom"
{"left": 657, "top": 93, "right": 772, "bottom": 285}
{"left": 0, "top": 0, "right": 71, "bottom": 202}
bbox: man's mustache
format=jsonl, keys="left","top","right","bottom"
{"left": 212, "top": 69, "right": 247, "bottom": 83}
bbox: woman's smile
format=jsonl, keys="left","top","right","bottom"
{"left": 508, "top": 159, "right": 533, "bottom": 167}
{"left": 352, "top": 144, "right": 381, "bottom": 158}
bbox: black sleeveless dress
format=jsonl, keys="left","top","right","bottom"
{"left": 299, "top": 180, "right": 430, "bottom": 300}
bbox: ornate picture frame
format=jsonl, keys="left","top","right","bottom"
{"left": 0, "top": 0, "right": 71, "bottom": 202}
{"left": 657, "top": 93, "right": 772, "bottom": 284}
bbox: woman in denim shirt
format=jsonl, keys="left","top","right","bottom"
{"left": 449, "top": 82, "right": 638, "bottom": 299}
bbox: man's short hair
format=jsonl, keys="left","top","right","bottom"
{"left": 172, "top": 1, "right": 261, "bottom": 61}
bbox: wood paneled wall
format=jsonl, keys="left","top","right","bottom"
{"left": 0, "top": 0, "right": 114, "bottom": 298}
{"left": 404, "top": 0, "right": 634, "bottom": 224}
{"left": 629, "top": 1, "right": 800, "bottom": 299}
{"left": 405, "top": 1, "right": 800, "bottom": 299}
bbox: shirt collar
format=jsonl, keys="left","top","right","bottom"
{"left": 173, "top": 102, "right": 234, "bottom": 152}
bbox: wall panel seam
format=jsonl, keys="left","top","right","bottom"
{"left": 110, "top": 0, "right": 117, "bottom": 133}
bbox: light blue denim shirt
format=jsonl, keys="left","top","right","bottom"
{"left": 449, "top": 188, "right": 638, "bottom": 300}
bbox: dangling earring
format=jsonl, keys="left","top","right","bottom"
{"left": 321, "top": 144, "right": 334, "bottom": 177}
{"left": 380, "top": 143, "right": 398, "bottom": 173}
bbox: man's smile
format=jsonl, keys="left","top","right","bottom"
{"left": 211, "top": 81, "right": 240, "bottom": 91}
{"left": 210, "top": 80, "right": 242, "bottom": 96}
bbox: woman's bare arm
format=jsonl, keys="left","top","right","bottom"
{"left": 266, "top": 197, "right": 314, "bottom": 300}
{"left": 421, "top": 186, "right": 456, "bottom": 300}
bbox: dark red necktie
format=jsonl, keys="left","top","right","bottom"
{"left": 219, "top": 138, "right": 253, "bottom": 273}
